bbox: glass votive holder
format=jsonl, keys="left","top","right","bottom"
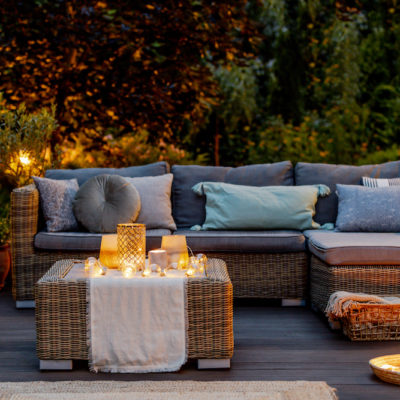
{"left": 185, "top": 265, "right": 196, "bottom": 277}
{"left": 122, "top": 264, "right": 136, "bottom": 278}
{"left": 142, "top": 268, "right": 151, "bottom": 277}
{"left": 196, "top": 253, "right": 207, "bottom": 273}
{"left": 85, "top": 257, "right": 97, "bottom": 274}
{"left": 150, "top": 263, "right": 161, "bottom": 273}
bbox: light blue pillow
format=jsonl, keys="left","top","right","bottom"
{"left": 191, "top": 182, "right": 330, "bottom": 231}
{"left": 336, "top": 184, "right": 400, "bottom": 232}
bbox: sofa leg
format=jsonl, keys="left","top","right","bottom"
{"left": 281, "top": 298, "right": 305, "bottom": 307}
{"left": 16, "top": 300, "right": 35, "bottom": 309}
{"left": 39, "top": 360, "right": 73, "bottom": 370}
{"left": 197, "top": 359, "right": 230, "bottom": 369}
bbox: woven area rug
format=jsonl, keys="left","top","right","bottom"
{"left": 0, "top": 381, "right": 337, "bottom": 400}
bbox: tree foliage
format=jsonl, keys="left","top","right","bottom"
{"left": 0, "top": 0, "right": 258, "bottom": 159}
{"left": 0, "top": 98, "right": 58, "bottom": 187}
{"left": 0, "top": 1, "right": 400, "bottom": 167}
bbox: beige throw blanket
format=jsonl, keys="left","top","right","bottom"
{"left": 88, "top": 270, "right": 187, "bottom": 373}
{"left": 325, "top": 291, "right": 400, "bottom": 321}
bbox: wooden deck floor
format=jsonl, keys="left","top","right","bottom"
{"left": 1, "top": 289, "right": 399, "bottom": 400}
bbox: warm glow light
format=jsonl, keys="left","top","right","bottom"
{"left": 19, "top": 151, "right": 31, "bottom": 166}
{"left": 142, "top": 268, "right": 151, "bottom": 277}
{"left": 186, "top": 267, "right": 195, "bottom": 277}
{"left": 122, "top": 265, "right": 135, "bottom": 278}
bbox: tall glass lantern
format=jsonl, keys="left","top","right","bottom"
{"left": 117, "top": 223, "right": 146, "bottom": 271}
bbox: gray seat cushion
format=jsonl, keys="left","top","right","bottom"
{"left": 34, "top": 229, "right": 171, "bottom": 252}
{"left": 295, "top": 161, "right": 400, "bottom": 225}
{"left": 174, "top": 230, "right": 305, "bottom": 252}
{"left": 305, "top": 230, "right": 400, "bottom": 265}
{"left": 45, "top": 161, "right": 169, "bottom": 186}
{"left": 172, "top": 162, "right": 294, "bottom": 229}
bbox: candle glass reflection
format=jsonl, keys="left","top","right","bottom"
{"left": 122, "top": 264, "right": 136, "bottom": 278}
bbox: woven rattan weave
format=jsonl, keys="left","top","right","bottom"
{"left": 341, "top": 303, "right": 400, "bottom": 341}
{"left": 35, "top": 258, "right": 234, "bottom": 361}
{"left": 207, "top": 252, "right": 308, "bottom": 299}
{"left": 370, "top": 354, "right": 400, "bottom": 384}
{"left": 12, "top": 184, "right": 308, "bottom": 302}
{"left": 310, "top": 255, "right": 400, "bottom": 312}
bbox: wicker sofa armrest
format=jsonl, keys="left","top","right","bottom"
{"left": 11, "top": 184, "right": 40, "bottom": 300}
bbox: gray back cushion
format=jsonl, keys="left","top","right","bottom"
{"left": 73, "top": 175, "right": 141, "bottom": 233}
{"left": 295, "top": 161, "right": 400, "bottom": 224}
{"left": 172, "top": 161, "right": 294, "bottom": 228}
{"left": 124, "top": 174, "right": 176, "bottom": 231}
{"left": 336, "top": 184, "right": 400, "bottom": 232}
{"left": 45, "top": 161, "right": 169, "bottom": 186}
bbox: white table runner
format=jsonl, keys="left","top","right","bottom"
{"left": 88, "top": 269, "right": 187, "bottom": 373}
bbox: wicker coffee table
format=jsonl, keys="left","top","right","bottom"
{"left": 35, "top": 258, "right": 233, "bottom": 371}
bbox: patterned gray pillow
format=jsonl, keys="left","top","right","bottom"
{"left": 362, "top": 176, "right": 400, "bottom": 187}
{"left": 336, "top": 184, "right": 400, "bottom": 232}
{"left": 33, "top": 176, "right": 79, "bottom": 232}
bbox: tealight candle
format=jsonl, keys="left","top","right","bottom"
{"left": 122, "top": 264, "right": 136, "bottom": 278}
{"left": 196, "top": 253, "right": 207, "bottom": 273}
{"left": 142, "top": 268, "right": 151, "bottom": 277}
{"left": 149, "top": 249, "right": 168, "bottom": 270}
{"left": 186, "top": 266, "right": 196, "bottom": 277}
{"left": 161, "top": 235, "right": 189, "bottom": 269}
{"left": 94, "top": 261, "right": 107, "bottom": 276}
{"left": 85, "top": 257, "right": 97, "bottom": 273}
{"left": 150, "top": 263, "right": 160, "bottom": 273}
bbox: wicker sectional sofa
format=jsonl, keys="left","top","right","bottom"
{"left": 11, "top": 160, "right": 400, "bottom": 308}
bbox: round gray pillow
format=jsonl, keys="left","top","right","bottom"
{"left": 73, "top": 174, "right": 141, "bottom": 233}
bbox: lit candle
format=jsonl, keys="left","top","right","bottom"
{"left": 149, "top": 249, "right": 168, "bottom": 270}
{"left": 99, "top": 234, "right": 118, "bottom": 268}
{"left": 186, "top": 266, "right": 195, "bottom": 277}
{"left": 196, "top": 253, "right": 207, "bottom": 274}
{"left": 85, "top": 257, "right": 97, "bottom": 274}
{"left": 122, "top": 264, "right": 136, "bottom": 278}
{"left": 150, "top": 263, "right": 160, "bottom": 273}
{"left": 142, "top": 268, "right": 151, "bottom": 277}
{"left": 161, "top": 235, "right": 189, "bottom": 269}
{"left": 94, "top": 261, "right": 107, "bottom": 276}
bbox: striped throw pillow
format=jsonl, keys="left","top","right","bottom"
{"left": 362, "top": 177, "right": 400, "bottom": 187}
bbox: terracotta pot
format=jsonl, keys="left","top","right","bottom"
{"left": 0, "top": 243, "right": 11, "bottom": 290}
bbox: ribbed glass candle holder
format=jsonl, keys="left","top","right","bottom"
{"left": 117, "top": 223, "right": 146, "bottom": 271}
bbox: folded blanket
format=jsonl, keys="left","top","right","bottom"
{"left": 325, "top": 291, "right": 400, "bottom": 321}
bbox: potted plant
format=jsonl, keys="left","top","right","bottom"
{"left": 0, "top": 213, "right": 10, "bottom": 290}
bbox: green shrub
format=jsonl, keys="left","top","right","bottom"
{"left": 0, "top": 97, "right": 59, "bottom": 188}
{"left": 0, "top": 188, "right": 10, "bottom": 246}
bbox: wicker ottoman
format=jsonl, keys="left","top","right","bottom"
{"left": 35, "top": 258, "right": 233, "bottom": 370}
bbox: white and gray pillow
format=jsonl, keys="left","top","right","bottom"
{"left": 336, "top": 184, "right": 400, "bottom": 232}
{"left": 362, "top": 176, "right": 400, "bottom": 187}
{"left": 33, "top": 176, "right": 79, "bottom": 232}
{"left": 124, "top": 174, "right": 177, "bottom": 231}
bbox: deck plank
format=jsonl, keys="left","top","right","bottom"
{"left": 1, "top": 288, "right": 399, "bottom": 399}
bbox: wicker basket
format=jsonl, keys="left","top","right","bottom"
{"left": 369, "top": 354, "right": 400, "bottom": 385}
{"left": 341, "top": 303, "right": 400, "bottom": 341}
